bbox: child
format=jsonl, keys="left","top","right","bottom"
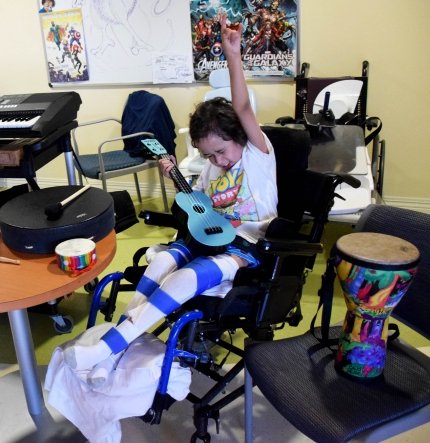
{"left": 64, "top": 12, "right": 278, "bottom": 385}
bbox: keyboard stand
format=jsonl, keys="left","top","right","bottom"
{"left": 0, "top": 120, "right": 77, "bottom": 189}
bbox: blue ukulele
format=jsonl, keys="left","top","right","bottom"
{"left": 141, "top": 138, "right": 236, "bottom": 248}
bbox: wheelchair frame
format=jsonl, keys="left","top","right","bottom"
{"left": 86, "top": 126, "right": 358, "bottom": 442}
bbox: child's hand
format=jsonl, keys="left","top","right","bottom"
{"left": 220, "top": 11, "right": 242, "bottom": 58}
{"left": 159, "top": 155, "right": 176, "bottom": 178}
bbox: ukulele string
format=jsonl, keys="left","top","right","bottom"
{"left": 161, "top": 154, "right": 217, "bottom": 231}
{"left": 171, "top": 169, "right": 217, "bottom": 231}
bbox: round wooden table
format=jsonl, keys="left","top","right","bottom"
{"left": 0, "top": 230, "right": 116, "bottom": 417}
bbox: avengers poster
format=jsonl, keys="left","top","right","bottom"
{"left": 190, "top": 0, "right": 298, "bottom": 81}
{"left": 40, "top": 8, "right": 89, "bottom": 83}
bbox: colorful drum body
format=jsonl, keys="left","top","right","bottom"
{"left": 334, "top": 232, "right": 419, "bottom": 379}
{"left": 55, "top": 238, "right": 96, "bottom": 273}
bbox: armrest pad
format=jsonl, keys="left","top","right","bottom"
{"left": 328, "top": 172, "right": 361, "bottom": 189}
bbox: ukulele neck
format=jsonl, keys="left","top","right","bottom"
{"left": 159, "top": 153, "right": 193, "bottom": 194}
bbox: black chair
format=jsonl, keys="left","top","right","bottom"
{"left": 87, "top": 125, "right": 358, "bottom": 442}
{"left": 244, "top": 204, "right": 430, "bottom": 443}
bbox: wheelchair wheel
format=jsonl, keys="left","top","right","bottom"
{"left": 84, "top": 278, "right": 99, "bottom": 293}
{"left": 53, "top": 315, "right": 74, "bottom": 334}
{"left": 190, "top": 433, "right": 211, "bottom": 443}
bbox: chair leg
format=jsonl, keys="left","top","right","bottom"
{"left": 77, "top": 171, "right": 84, "bottom": 186}
{"left": 157, "top": 164, "right": 169, "bottom": 212}
{"left": 101, "top": 176, "right": 108, "bottom": 192}
{"left": 244, "top": 366, "right": 253, "bottom": 443}
{"left": 133, "top": 173, "right": 142, "bottom": 203}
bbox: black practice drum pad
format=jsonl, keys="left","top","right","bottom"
{"left": 0, "top": 186, "right": 115, "bottom": 253}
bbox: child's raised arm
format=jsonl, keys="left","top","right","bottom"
{"left": 220, "top": 12, "right": 268, "bottom": 154}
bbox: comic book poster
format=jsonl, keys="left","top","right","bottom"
{"left": 40, "top": 8, "right": 89, "bottom": 83}
{"left": 190, "top": 0, "right": 298, "bottom": 81}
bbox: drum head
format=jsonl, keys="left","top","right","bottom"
{"left": 0, "top": 186, "right": 115, "bottom": 253}
{"left": 336, "top": 232, "right": 420, "bottom": 270}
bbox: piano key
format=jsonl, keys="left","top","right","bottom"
{"left": 0, "top": 92, "right": 81, "bottom": 138}
{"left": 0, "top": 115, "right": 40, "bottom": 129}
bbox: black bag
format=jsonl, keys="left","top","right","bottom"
{"left": 109, "top": 190, "right": 139, "bottom": 234}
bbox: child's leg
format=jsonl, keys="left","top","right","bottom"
{"left": 64, "top": 242, "right": 193, "bottom": 371}
{"left": 109, "top": 254, "right": 239, "bottom": 343}
{"left": 65, "top": 254, "right": 239, "bottom": 372}
{"left": 123, "top": 241, "right": 193, "bottom": 314}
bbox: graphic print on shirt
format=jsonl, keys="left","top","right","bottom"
{"left": 207, "top": 163, "right": 258, "bottom": 227}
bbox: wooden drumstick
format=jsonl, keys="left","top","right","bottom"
{"left": 45, "top": 185, "right": 91, "bottom": 220}
{"left": 0, "top": 256, "right": 20, "bottom": 265}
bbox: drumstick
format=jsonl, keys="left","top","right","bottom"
{"left": 45, "top": 185, "right": 91, "bottom": 220}
{"left": 0, "top": 256, "right": 20, "bottom": 265}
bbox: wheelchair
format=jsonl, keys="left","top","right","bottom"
{"left": 86, "top": 125, "right": 359, "bottom": 442}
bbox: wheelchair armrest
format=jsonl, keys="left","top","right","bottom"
{"left": 328, "top": 172, "right": 361, "bottom": 189}
{"left": 257, "top": 237, "right": 323, "bottom": 257}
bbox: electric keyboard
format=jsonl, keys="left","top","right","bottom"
{"left": 0, "top": 92, "right": 81, "bottom": 138}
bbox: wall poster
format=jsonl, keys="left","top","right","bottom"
{"left": 190, "top": 0, "right": 299, "bottom": 81}
{"left": 39, "top": 6, "right": 89, "bottom": 84}
{"left": 37, "top": 1, "right": 193, "bottom": 86}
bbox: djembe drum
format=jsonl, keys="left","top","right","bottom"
{"left": 334, "top": 232, "right": 420, "bottom": 379}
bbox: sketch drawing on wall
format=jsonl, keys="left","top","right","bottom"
{"left": 38, "top": 0, "right": 192, "bottom": 84}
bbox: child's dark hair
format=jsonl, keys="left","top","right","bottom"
{"left": 189, "top": 97, "right": 247, "bottom": 147}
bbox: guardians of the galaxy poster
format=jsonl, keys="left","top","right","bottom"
{"left": 190, "top": 0, "right": 298, "bottom": 81}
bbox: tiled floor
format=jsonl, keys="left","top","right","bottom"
{"left": 1, "top": 196, "right": 429, "bottom": 442}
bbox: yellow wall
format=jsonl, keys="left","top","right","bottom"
{"left": 1, "top": 1, "right": 429, "bottom": 205}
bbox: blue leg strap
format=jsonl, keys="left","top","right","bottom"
{"left": 101, "top": 328, "right": 129, "bottom": 354}
{"left": 148, "top": 257, "right": 223, "bottom": 316}
{"left": 167, "top": 240, "right": 193, "bottom": 268}
{"left": 136, "top": 274, "right": 159, "bottom": 296}
{"left": 148, "top": 288, "right": 182, "bottom": 315}
{"left": 183, "top": 257, "right": 223, "bottom": 294}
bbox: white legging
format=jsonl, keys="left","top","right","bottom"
{"left": 102, "top": 242, "right": 240, "bottom": 354}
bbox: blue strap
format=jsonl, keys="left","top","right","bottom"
{"left": 147, "top": 257, "right": 223, "bottom": 316}
{"left": 101, "top": 328, "right": 129, "bottom": 354}
{"left": 136, "top": 275, "right": 159, "bottom": 296}
{"left": 183, "top": 257, "right": 223, "bottom": 294}
{"left": 148, "top": 288, "right": 182, "bottom": 315}
{"left": 167, "top": 240, "right": 193, "bottom": 268}
{"left": 226, "top": 244, "right": 260, "bottom": 268}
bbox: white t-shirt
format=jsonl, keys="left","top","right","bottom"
{"left": 193, "top": 133, "right": 277, "bottom": 244}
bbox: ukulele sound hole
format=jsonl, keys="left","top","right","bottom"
{"left": 205, "top": 226, "right": 223, "bottom": 235}
{"left": 192, "top": 204, "right": 206, "bottom": 214}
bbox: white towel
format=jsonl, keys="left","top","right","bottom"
{"left": 45, "top": 324, "right": 191, "bottom": 443}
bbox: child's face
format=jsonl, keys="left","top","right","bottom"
{"left": 196, "top": 133, "right": 243, "bottom": 170}
{"left": 43, "top": 1, "right": 53, "bottom": 11}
